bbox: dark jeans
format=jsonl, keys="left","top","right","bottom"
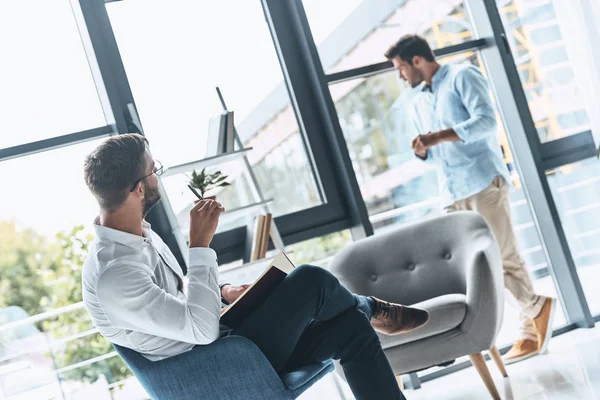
{"left": 232, "top": 264, "right": 405, "bottom": 400}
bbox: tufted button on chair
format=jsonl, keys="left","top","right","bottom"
{"left": 330, "top": 212, "right": 507, "bottom": 399}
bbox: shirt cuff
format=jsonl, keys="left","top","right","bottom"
{"left": 415, "top": 149, "right": 434, "bottom": 163}
{"left": 452, "top": 122, "right": 469, "bottom": 142}
{"left": 415, "top": 151, "right": 428, "bottom": 161}
{"left": 188, "top": 247, "right": 218, "bottom": 268}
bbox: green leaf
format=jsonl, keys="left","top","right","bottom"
{"left": 212, "top": 175, "right": 228, "bottom": 184}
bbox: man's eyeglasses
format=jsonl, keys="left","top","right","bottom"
{"left": 130, "top": 160, "right": 163, "bottom": 192}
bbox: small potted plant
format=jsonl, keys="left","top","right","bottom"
{"left": 188, "top": 168, "right": 230, "bottom": 198}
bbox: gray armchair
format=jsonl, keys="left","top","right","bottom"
{"left": 330, "top": 211, "right": 507, "bottom": 399}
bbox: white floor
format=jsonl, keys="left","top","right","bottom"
{"left": 302, "top": 324, "right": 600, "bottom": 400}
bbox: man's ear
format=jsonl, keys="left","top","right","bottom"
{"left": 133, "top": 181, "right": 145, "bottom": 198}
{"left": 412, "top": 55, "right": 421, "bottom": 67}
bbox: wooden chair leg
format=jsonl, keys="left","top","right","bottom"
{"left": 489, "top": 346, "right": 508, "bottom": 377}
{"left": 396, "top": 375, "right": 404, "bottom": 390}
{"left": 469, "top": 352, "right": 501, "bottom": 400}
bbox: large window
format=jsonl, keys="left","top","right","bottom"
{"left": 0, "top": 1, "right": 106, "bottom": 149}
{"left": 497, "top": 0, "right": 599, "bottom": 142}
{"left": 548, "top": 159, "right": 600, "bottom": 315}
{"left": 0, "top": 141, "right": 134, "bottom": 399}
{"left": 303, "top": 0, "right": 474, "bottom": 74}
{"left": 107, "top": 1, "right": 321, "bottom": 235}
{"left": 496, "top": 0, "right": 600, "bottom": 318}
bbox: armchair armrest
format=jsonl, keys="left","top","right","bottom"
{"left": 459, "top": 226, "right": 504, "bottom": 349}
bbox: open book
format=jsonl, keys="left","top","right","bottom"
{"left": 220, "top": 252, "right": 295, "bottom": 329}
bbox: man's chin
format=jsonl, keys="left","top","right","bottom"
{"left": 143, "top": 197, "right": 162, "bottom": 217}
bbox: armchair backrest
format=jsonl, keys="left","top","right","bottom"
{"left": 330, "top": 212, "right": 495, "bottom": 306}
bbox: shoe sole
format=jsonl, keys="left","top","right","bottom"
{"left": 538, "top": 298, "right": 557, "bottom": 355}
{"left": 503, "top": 349, "right": 539, "bottom": 365}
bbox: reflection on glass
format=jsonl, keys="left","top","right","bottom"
{"left": 0, "top": 1, "right": 106, "bottom": 149}
{"left": 547, "top": 159, "right": 600, "bottom": 315}
{"left": 302, "top": 0, "right": 473, "bottom": 74}
{"left": 497, "top": 0, "right": 595, "bottom": 142}
{"left": 107, "top": 1, "right": 321, "bottom": 231}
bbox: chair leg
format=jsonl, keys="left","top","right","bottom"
{"left": 469, "top": 352, "right": 501, "bottom": 400}
{"left": 489, "top": 346, "right": 508, "bottom": 377}
{"left": 396, "top": 375, "right": 404, "bottom": 390}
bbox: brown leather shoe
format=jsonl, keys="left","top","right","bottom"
{"left": 533, "top": 297, "right": 557, "bottom": 354}
{"left": 370, "top": 297, "right": 429, "bottom": 335}
{"left": 503, "top": 339, "right": 539, "bottom": 365}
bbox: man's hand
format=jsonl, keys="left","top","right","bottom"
{"left": 418, "top": 132, "right": 441, "bottom": 148}
{"left": 412, "top": 130, "right": 450, "bottom": 157}
{"left": 222, "top": 284, "right": 251, "bottom": 304}
{"left": 412, "top": 134, "right": 429, "bottom": 158}
{"left": 189, "top": 198, "right": 225, "bottom": 248}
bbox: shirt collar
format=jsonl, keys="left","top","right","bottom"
{"left": 93, "top": 217, "right": 152, "bottom": 251}
{"left": 430, "top": 63, "right": 450, "bottom": 93}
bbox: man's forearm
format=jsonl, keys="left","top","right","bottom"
{"left": 432, "top": 128, "right": 461, "bottom": 145}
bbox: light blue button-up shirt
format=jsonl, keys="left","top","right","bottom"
{"left": 412, "top": 63, "right": 510, "bottom": 207}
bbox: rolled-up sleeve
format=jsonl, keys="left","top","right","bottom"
{"left": 96, "top": 248, "right": 221, "bottom": 345}
{"left": 451, "top": 66, "right": 497, "bottom": 143}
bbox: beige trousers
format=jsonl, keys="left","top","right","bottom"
{"left": 445, "top": 176, "right": 544, "bottom": 341}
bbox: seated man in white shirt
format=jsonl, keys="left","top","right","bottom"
{"left": 81, "top": 134, "right": 428, "bottom": 400}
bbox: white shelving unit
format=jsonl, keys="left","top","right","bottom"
{"left": 161, "top": 148, "right": 253, "bottom": 178}
{"left": 130, "top": 88, "right": 286, "bottom": 265}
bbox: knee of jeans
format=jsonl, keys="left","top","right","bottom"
{"left": 292, "top": 264, "right": 338, "bottom": 290}
{"left": 338, "top": 308, "right": 379, "bottom": 340}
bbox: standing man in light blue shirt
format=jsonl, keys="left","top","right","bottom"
{"left": 385, "top": 35, "right": 557, "bottom": 364}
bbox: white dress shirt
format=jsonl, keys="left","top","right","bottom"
{"left": 82, "top": 219, "right": 221, "bottom": 361}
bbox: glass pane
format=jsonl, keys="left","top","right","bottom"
{"left": 329, "top": 50, "right": 565, "bottom": 347}
{"left": 302, "top": 0, "right": 474, "bottom": 74}
{"left": 547, "top": 159, "right": 600, "bottom": 316}
{"left": 0, "top": 140, "right": 137, "bottom": 398}
{"left": 107, "top": 1, "right": 321, "bottom": 232}
{"left": 497, "top": 0, "right": 597, "bottom": 142}
{"left": 0, "top": 1, "right": 106, "bottom": 149}
{"left": 219, "top": 230, "right": 352, "bottom": 286}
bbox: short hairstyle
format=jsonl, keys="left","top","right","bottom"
{"left": 84, "top": 133, "right": 149, "bottom": 211}
{"left": 384, "top": 34, "right": 435, "bottom": 64}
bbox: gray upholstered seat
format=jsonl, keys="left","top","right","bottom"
{"left": 330, "top": 211, "right": 507, "bottom": 399}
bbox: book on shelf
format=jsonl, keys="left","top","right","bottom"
{"left": 225, "top": 110, "right": 235, "bottom": 153}
{"left": 218, "top": 112, "right": 228, "bottom": 155}
{"left": 220, "top": 252, "right": 295, "bottom": 329}
{"left": 206, "top": 112, "right": 229, "bottom": 158}
{"left": 206, "top": 114, "right": 223, "bottom": 158}
{"left": 259, "top": 213, "right": 272, "bottom": 259}
{"left": 250, "top": 213, "right": 272, "bottom": 261}
{"left": 250, "top": 215, "right": 265, "bottom": 262}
